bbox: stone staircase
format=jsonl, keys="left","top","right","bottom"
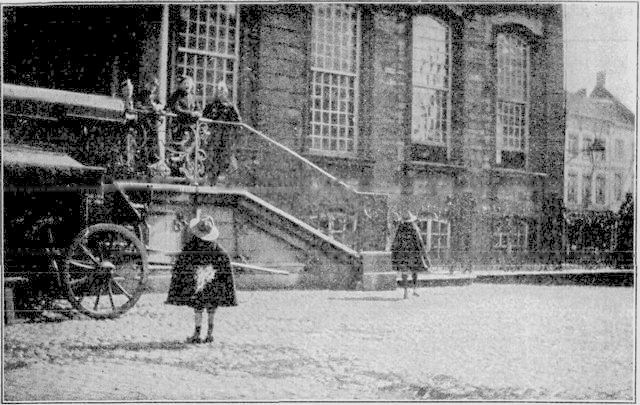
{"left": 116, "top": 182, "right": 373, "bottom": 290}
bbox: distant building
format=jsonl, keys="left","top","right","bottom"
{"left": 564, "top": 72, "right": 636, "bottom": 258}
{"left": 3, "top": 4, "right": 566, "bottom": 283}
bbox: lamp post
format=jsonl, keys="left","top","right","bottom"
{"left": 580, "top": 138, "right": 606, "bottom": 264}
{"left": 564, "top": 138, "right": 606, "bottom": 263}
{"left": 583, "top": 138, "right": 606, "bottom": 209}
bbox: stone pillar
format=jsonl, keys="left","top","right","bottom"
{"left": 158, "top": 5, "right": 170, "bottom": 104}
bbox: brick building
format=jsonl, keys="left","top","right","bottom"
{"left": 564, "top": 72, "right": 636, "bottom": 260}
{"left": 3, "top": 4, "right": 565, "bottom": 282}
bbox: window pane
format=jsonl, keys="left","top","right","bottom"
{"left": 175, "top": 4, "right": 238, "bottom": 104}
{"left": 497, "top": 101, "right": 527, "bottom": 152}
{"left": 411, "top": 15, "right": 450, "bottom": 146}
{"left": 595, "top": 175, "right": 606, "bottom": 204}
{"left": 497, "top": 33, "right": 528, "bottom": 101}
{"left": 615, "top": 140, "right": 625, "bottom": 161}
{"left": 412, "top": 87, "right": 448, "bottom": 145}
{"left": 615, "top": 173, "right": 623, "bottom": 201}
{"left": 568, "top": 134, "right": 578, "bottom": 157}
{"left": 568, "top": 173, "right": 578, "bottom": 203}
{"left": 311, "top": 4, "right": 359, "bottom": 155}
{"left": 582, "top": 175, "right": 591, "bottom": 205}
{"left": 496, "top": 33, "right": 529, "bottom": 153}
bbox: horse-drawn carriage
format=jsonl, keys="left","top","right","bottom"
{"left": 4, "top": 144, "right": 149, "bottom": 319}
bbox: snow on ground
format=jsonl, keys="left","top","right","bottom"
{"left": 3, "top": 284, "right": 635, "bottom": 401}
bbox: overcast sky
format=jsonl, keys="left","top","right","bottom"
{"left": 564, "top": 2, "right": 638, "bottom": 111}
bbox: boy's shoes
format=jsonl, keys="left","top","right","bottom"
{"left": 186, "top": 336, "right": 202, "bottom": 344}
{"left": 186, "top": 335, "right": 214, "bottom": 344}
{"left": 413, "top": 292, "right": 420, "bottom": 297}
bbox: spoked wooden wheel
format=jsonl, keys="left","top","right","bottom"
{"left": 62, "top": 223, "right": 149, "bottom": 319}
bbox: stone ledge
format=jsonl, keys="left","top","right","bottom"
{"left": 361, "top": 251, "right": 392, "bottom": 274}
{"left": 362, "top": 272, "right": 397, "bottom": 291}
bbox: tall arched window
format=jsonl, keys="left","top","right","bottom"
{"left": 411, "top": 15, "right": 451, "bottom": 147}
{"left": 310, "top": 4, "right": 361, "bottom": 156}
{"left": 496, "top": 33, "right": 529, "bottom": 163}
{"left": 173, "top": 5, "right": 240, "bottom": 107}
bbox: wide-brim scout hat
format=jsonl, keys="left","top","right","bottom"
{"left": 401, "top": 211, "right": 418, "bottom": 223}
{"left": 189, "top": 214, "right": 219, "bottom": 241}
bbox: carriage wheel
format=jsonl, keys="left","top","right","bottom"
{"left": 62, "top": 223, "right": 149, "bottom": 319}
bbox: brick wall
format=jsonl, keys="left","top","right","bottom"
{"left": 360, "top": 5, "right": 564, "bottom": 265}
{"left": 3, "top": 4, "right": 565, "bottom": 265}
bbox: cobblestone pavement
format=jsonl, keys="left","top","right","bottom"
{"left": 3, "top": 284, "right": 634, "bottom": 401}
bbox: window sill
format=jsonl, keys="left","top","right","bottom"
{"left": 405, "top": 160, "right": 467, "bottom": 174}
{"left": 489, "top": 167, "right": 548, "bottom": 178}
{"left": 305, "top": 153, "right": 375, "bottom": 169}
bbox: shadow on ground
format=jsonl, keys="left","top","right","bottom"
{"left": 329, "top": 297, "right": 403, "bottom": 302}
{"left": 59, "top": 340, "right": 190, "bottom": 352}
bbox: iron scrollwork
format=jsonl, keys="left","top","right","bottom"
{"left": 165, "top": 118, "right": 211, "bottom": 184}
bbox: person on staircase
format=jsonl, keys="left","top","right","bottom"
{"left": 203, "top": 81, "right": 242, "bottom": 186}
{"left": 167, "top": 75, "right": 202, "bottom": 125}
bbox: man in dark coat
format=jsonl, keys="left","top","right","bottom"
{"left": 391, "top": 212, "right": 430, "bottom": 299}
{"left": 166, "top": 213, "right": 237, "bottom": 343}
{"left": 203, "top": 81, "right": 242, "bottom": 185}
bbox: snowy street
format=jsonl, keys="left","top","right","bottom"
{"left": 3, "top": 284, "right": 634, "bottom": 401}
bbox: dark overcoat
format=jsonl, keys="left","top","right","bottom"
{"left": 203, "top": 99, "right": 241, "bottom": 180}
{"left": 391, "top": 222, "right": 428, "bottom": 273}
{"left": 166, "top": 236, "right": 238, "bottom": 309}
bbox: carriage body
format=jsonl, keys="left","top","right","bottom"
{"left": 4, "top": 144, "right": 149, "bottom": 319}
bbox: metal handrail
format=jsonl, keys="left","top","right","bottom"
{"left": 202, "top": 119, "right": 389, "bottom": 198}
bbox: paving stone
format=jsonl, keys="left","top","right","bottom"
{"left": 2, "top": 285, "right": 634, "bottom": 401}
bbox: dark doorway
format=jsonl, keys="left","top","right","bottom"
{"left": 4, "top": 6, "right": 147, "bottom": 95}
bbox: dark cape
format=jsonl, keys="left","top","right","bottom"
{"left": 166, "top": 236, "right": 238, "bottom": 308}
{"left": 391, "top": 222, "right": 428, "bottom": 273}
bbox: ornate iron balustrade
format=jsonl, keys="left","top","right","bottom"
{"left": 125, "top": 110, "right": 213, "bottom": 184}
{"left": 123, "top": 109, "right": 390, "bottom": 250}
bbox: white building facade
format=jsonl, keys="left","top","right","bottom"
{"left": 564, "top": 72, "right": 635, "bottom": 256}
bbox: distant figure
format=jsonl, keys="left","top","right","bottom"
{"left": 391, "top": 212, "right": 430, "bottom": 299}
{"left": 139, "top": 76, "right": 165, "bottom": 113}
{"left": 167, "top": 75, "right": 202, "bottom": 125}
{"left": 203, "top": 81, "right": 242, "bottom": 184}
{"left": 140, "top": 77, "right": 171, "bottom": 178}
{"left": 120, "top": 78, "right": 135, "bottom": 114}
{"left": 166, "top": 213, "right": 237, "bottom": 344}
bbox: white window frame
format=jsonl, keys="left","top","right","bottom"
{"left": 615, "top": 139, "right": 625, "bottom": 162}
{"left": 582, "top": 134, "right": 593, "bottom": 164}
{"left": 416, "top": 218, "right": 450, "bottom": 260}
{"left": 614, "top": 173, "right": 623, "bottom": 201}
{"left": 410, "top": 15, "right": 452, "bottom": 154}
{"left": 594, "top": 136, "right": 606, "bottom": 163}
{"left": 427, "top": 218, "right": 451, "bottom": 260}
{"left": 582, "top": 174, "right": 592, "bottom": 206}
{"left": 495, "top": 33, "right": 530, "bottom": 164}
{"left": 595, "top": 173, "right": 606, "bottom": 205}
{"left": 567, "top": 133, "right": 579, "bottom": 158}
{"left": 310, "top": 4, "right": 361, "bottom": 157}
{"left": 309, "top": 211, "right": 356, "bottom": 242}
{"left": 567, "top": 172, "right": 578, "bottom": 204}
{"left": 492, "top": 218, "right": 528, "bottom": 253}
{"left": 173, "top": 4, "right": 240, "bottom": 107}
